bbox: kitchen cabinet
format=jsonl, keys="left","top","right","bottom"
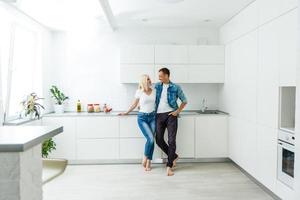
{"left": 256, "top": 125, "right": 277, "bottom": 192}
{"left": 177, "top": 116, "right": 195, "bottom": 158}
{"left": 119, "top": 116, "right": 142, "bottom": 138}
{"left": 120, "top": 45, "right": 224, "bottom": 83}
{"left": 188, "top": 65, "right": 224, "bottom": 83}
{"left": 120, "top": 64, "right": 155, "bottom": 83}
{"left": 278, "top": 9, "right": 297, "bottom": 86}
{"left": 120, "top": 45, "right": 154, "bottom": 64}
{"left": 77, "top": 117, "right": 119, "bottom": 138}
{"left": 77, "top": 139, "right": 119, "bottom": 160}
{"left": 154, "top": 65, "right": 188, "bottom": 83}
{"left": 162, "top": 116, "right": 195, "bottom": 158}
{"left": 195, "top": 115, "right": 228, "bottom": 158}
{"left": 257, "top": 19, "right": 279, "bottom": 129}
{"left": 42, "top": 117, "right": 77, "bottom": 160}
{"left": 119, "top": 138, "right": 162, "bottom": 159}
{"left": 188, "top": 45, "right": 224, "bottom": 64}
{"left": 155, "top": 45, "right": 189, "bottom": 64}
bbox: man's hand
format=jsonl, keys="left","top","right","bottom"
{"left": 169, "top": 110, "right": 179, "bottom": 117}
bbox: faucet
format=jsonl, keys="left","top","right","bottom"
{"left": 201, "top": 98, "right": 208, "bottom": 112}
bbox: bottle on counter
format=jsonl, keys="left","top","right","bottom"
{"left": 76, "top": 100, "right": 82, "bottom": 112}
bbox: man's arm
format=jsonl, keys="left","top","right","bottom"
{"left": 169, "top": 85, "right": 187, "bottom": 116}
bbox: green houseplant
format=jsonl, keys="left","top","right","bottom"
{"left": 42, "top": 138, "right": 56, "bottom": 158}
{"left": 50, "top": 85, "right": 69, "bottom": 114}
{"left": 20, "top": 93, "right": 44, "bottom": 119}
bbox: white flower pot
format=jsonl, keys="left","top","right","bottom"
{"left": 54, "top": 105, "right": 64, "bottom": 114}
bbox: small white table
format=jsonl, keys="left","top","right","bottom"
{"left": 0, "top": 126, "right": 63, "bottom": 200}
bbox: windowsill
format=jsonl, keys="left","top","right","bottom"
{"left": 3, "top": 118, "right": 39, "bottom": 126}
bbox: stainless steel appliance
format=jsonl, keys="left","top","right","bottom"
{"left": 277, "top": 130, "right": 295, "bottom": 189}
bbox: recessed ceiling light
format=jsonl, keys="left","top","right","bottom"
{"left": 141, "top": 18, "right": 149, "bottom": 22}
{"left": 158, "top": 0, "right": 184, "bottom": 4}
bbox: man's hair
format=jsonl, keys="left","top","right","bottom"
{"left": 158, "top": 67, "right": 170, "bottom": 77}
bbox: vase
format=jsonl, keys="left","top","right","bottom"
{"left": 54, "top": 105, "right": 64, "bottom": 114}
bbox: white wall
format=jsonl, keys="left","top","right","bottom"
{"left": 219, "top": 0, "right": 298, "bottom": 199}
{"left": 48, "top": 20, "right": 221, "bottom": 112}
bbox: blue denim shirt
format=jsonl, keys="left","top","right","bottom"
{"left": 154, "top": 81, "right": 187, "bottom": 111}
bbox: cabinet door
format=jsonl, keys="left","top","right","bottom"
{"left": 77, "top": 139, "right": 119, "bottom": 160}
{"left": 154, "top": 65, "right": 188, "bottom": 83}
{"left": 188, "top": 65, "right": 225, "bottom": 83}
{"left": 119, "top": 116, "right": 142, "bottom": 138}
{"left": 155, "top": 45, "right": 189, "bottom": 64}
{"left": 278, "top": 9, "right": 297, "bottom": 86}
{"left": 119, "top": 138, "right": 162, "bottom": 159}
{"left": 195, "top": 116, "right": 228, "bottom": 158}
{"left": 120, "top": 64, "right": 154, "bottom": 83}
{"left": 162, "top": 116, "right": 195, "bottom": 158}
{"left": 76, "top": 117, "right": 119, "bottom": 138}
{"left": 42, "top": 117, "right": 76, "bottom": 160}
{"left": 188, "top": 45, "right": 224, "bottom": 64}
{"left": 120, "top": 45, "right": 154, "bottom": 64}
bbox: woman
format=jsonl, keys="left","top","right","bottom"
{"left": 119, "top": 75, "right": 156, "bottom": 171}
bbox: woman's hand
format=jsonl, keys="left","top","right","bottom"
{"left": 118, "top": 112, "right": 128, "bottom": 116}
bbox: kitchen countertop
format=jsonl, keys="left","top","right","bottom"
{"left": 0, "top": 126, "right": 63, "bottom": 152}
{"left": 43, "top": 110, "right": 229, "bottom": 117}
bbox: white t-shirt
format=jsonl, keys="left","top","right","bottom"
{"left": 135, "top": 88, "right": 156, "bottom": 113}
{"left": 157, "top": 84, "right": 174, "bottom": 114}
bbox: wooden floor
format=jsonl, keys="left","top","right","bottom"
{"left": 43, "top": 162, "right": 274, "bottom": 200}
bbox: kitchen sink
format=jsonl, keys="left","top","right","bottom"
{"left": 197, "top": 110, "right": 221, "bottom": 114}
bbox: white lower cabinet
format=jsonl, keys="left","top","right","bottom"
{"left": 42, "top": 117, "right": 77, "bottom": 160}
{"left": 42, "top": 114, "right": 228, "bottom": 162}
{"left": 119, "top": 116, "right": 142, "bottom": 138}
{"left": 77, "top": 117, "right": 119, "bottom": 138}
{"left": 162, "top": 116, "right": 195, "bottom": 158}
{"left": 195, "top": 116, "right": 228, "bottom": 158}
{"left": 77, "top": 139, "right": 119, "bottom": 160}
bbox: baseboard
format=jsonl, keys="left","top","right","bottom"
{"left": 231, "top": 160, "right": 281, "bottom": 200}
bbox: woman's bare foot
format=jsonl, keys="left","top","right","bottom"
{"left": 167, "top": 167, "right": 174, "bottom": 176}
{"left": 142, "top": 156, "right": 147, "bottom": 168}
{"left": 172, "top": 156, "right": 179, "bottom": 169}
{"left": 145, "top": 159, "right": 151, "bottom": 171}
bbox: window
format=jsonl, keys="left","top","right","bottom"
{"left": 7, "top": 24, "right": 42, "bottom": 118}
{"left": 0, "top": 4, "right": 43, "bottom": 121}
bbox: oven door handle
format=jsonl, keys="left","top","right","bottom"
{"left": 278, "top": 141, "right": 295, "bottom": 152}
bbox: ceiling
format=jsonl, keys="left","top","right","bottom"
{"left": 14, "top": 0, "right": 255, "bottom": 30}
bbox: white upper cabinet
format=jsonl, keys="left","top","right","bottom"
{"left": 120, "top": 45, "right": 225, "bottom": 83}
{"left": 154, "top": 65, "right": 188, "bottom": 83}
{"left": 120, "top": 64, "right": 154, "bottom": 83}
{"left": 120, "top": 45, "right": 154, "bottom": 64}
{"left": 188, "top": 45, "right": 224, "bottom": 64}
{"left": 155, "top": 45, "right": 189, "bottom": 64}
{"left": 278, "top": 10, "right": 297, "bottom": 86}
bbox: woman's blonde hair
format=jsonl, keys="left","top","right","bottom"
{"left": 138, "top": 74, "right": 151, "bottom": 92}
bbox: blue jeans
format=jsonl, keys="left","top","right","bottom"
{"left": 137, "top": 112, "right": 156, "bottom": 160}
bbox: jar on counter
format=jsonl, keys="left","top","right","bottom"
{"left": 87, "top": 104, "right": 94, "bottom": 113}
{"left": 94, "top": 104, "right": 100, "bottom": 113}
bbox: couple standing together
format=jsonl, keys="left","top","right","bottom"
{"left": 119, "top": 67, "right": 187, "bottom": 176}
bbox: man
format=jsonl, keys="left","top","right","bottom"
{"left": 155, "top": 67, "right": 187, "bottom": 176}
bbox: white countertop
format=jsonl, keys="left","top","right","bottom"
{"left": 0, "top": 126, "right": 63, "bottom": 152}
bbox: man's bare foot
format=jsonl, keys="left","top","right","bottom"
{"left": 142, "top": 156, "right": 147, "bottom": 168}
{"left": 172, "top": 156, "right": 179, "bottom": 169}
{"left": 145, "top": 160, "right": 151, "bottom": 171}
{"left": 167, "top": 167, "right": 174, "bottom": 176}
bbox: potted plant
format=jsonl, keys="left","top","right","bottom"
{"left": 50, "top": 85, "right": 69, "bottom": 114}
{"left": 20, "top": 93, "right": 44, "bottom": 119}
{"left": 42, "top": 138, "right": 56, "bottom": 158}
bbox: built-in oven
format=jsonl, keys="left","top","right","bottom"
{"left": 277, "top": 130, "right": 295, "bottom": 189}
